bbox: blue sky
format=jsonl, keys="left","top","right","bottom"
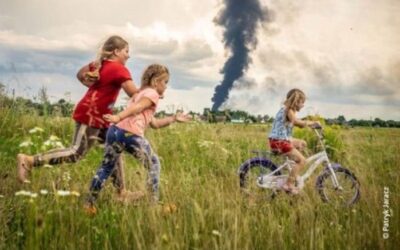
{"left": 0, "top": 0, "right": 399, "bottom": 119}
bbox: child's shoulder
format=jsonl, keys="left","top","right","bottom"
{"left": 138, "top": 88, "right": 160, "bottom": 100}
{"left": 102, "top": 60, "right": 128, "bottom": 70}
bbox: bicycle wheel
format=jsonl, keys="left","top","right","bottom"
{"left": 238, "top": 157, "right": 281, "bottom": 201}
{"left": 316, "top": 164, "right": 360, "bottom": 206}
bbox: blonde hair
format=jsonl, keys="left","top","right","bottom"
{"left": 94, "top": 35, "right": 129, "bottom": 68}
{"left": 284, "top": 88, "right": 306, "bottom": 111}
{"left": 141, "top": 64, "right": 169, "bottom": 89}
{"left": 85, "top": 36, "right": 128, "bottom": 81}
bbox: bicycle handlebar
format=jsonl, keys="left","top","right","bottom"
{"left": 310, "top": 124, "right": 323, "bottom": 130}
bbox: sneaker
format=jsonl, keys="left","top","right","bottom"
{"left": 83, "top": 203, "right": 97, "bottom": 215}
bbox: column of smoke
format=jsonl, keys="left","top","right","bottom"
{"left": 211, "top": 0, "right": 267, "bottom": 111}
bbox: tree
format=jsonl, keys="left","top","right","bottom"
{"left": 337, "top": 115, "right": 346, "bottom": 125}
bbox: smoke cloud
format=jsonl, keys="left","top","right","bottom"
{"left": 211, "top": 0, "right": 268, "bottom": 111}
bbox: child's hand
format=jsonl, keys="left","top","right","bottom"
{"left": 84, "top": 70, "right": 100, "bottom": 82}
{"left": 175, "top": 113, "right": 192, "bottom": 123}
{"left": 310, "top": 121, "right": 322, "bottom": 129}
{"left": 103, "top": 114, "right": 120, "bottom": 123}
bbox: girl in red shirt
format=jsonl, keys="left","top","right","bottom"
{"left": 17, "top": 35, "right": 139, "bottom": 199}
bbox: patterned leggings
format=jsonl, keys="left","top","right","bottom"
{"left": 88, "top": 125, "right": 160, "bottom": 203}
{"left": 33, "top": 122, "right": 125, "bottom": 191}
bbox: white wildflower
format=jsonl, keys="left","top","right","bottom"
{"left": 212, "top": 230, "right": 221, "bottom": 237}
{"left": 15, "top": 190, "right": 38, "bottom": 198}
{"left": 56, "top": 190, "right": 71, "bottom": 196}
{"left": 49, "top": 135, "right": 60, "bottom": 141}
{"left": 29, "top": 127, "right": 44, "bottom": 134}
{"left": 198, "top": 140, "right": 214, "bottom": 148}
{"left": 19, "top": 140, "right": 33, "bottom": 148}
{"left": 71, "top": 191, "right": 80, "bottom": 197}
{"left": 56, "top": 190, "right": 79, "bottom": 197}
{"left": 220, "top": 147, "right": 230, "bottom": 154}
{"left": 43, "top": 164, "right": 53, "bottom": 168}
{"left": 62, "top": 172, "right": 71, "bottom": 182}
{"left": 40, "top": 190, "right": 49, "bottom": 195}
{"left": 43, "top": 136, "right": 64, "bottom": 149}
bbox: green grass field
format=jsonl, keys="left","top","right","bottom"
{"left": 0, "top": 109, "right": 399, "bottom": 249}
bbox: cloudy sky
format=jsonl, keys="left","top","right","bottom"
{"left": 1, "top": 0, "right": 399, "bottom": 119}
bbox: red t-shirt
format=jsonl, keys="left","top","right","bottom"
{"left": 72, "top": 60, "right": 132, "bottom": 128}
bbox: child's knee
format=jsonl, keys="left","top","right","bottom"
{"left": 293, "top": 154, "right": 305, "bottom": 165}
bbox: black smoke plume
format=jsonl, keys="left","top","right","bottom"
{"left": 211, "top": 0, "right": 267, "bottom": 111}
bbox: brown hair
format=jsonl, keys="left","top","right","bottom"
{"left": 284, "top": 88, "right": 306, "bottom": 111}
{"left": 141, "top": 64, "right": 169, "bottom": 89}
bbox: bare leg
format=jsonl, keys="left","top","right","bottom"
{"left": 283, "top": 148, "right": 306, "bottom": 194}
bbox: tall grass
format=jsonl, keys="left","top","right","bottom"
{"left": 0, "top": 107, "right": 398, "bottom": 249}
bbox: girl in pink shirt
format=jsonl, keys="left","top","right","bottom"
{"left": 85, "top": 64, "right": 190, "bottom": 211}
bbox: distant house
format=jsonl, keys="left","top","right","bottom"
{"left": 231, "top": 119, "right": 245, "bottom": 124}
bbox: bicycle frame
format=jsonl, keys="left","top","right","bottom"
{"left": 256, "top": 129, "right": 342, "bottom": 190}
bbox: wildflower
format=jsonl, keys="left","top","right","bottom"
{"left": 43, "top": 164, "right": 53, "bottom": 168}
{"left": 49, "top": 135, "right": 60, "bottom": 141}
{"left": 212, "top": 230, "right": 221, "bottom": 237}
{"left": 19, "top": 140, "right": 33, "bottom": 148}
{"left": 71, "top": 191, "right": 81, "bottom": 197}
{"left": 43, "top": 136, "right": 65, "bottom": 149}
{"left": 15, "top": 190, "right": 38, "bottom": 198}
{"left": 0, "top": 194, "right": 4, "bottom": 198}
{"left": 56, "top": 190, "right": 80, "bottom": 197}
{"left": 55, "top": 141, "right": 65, "bottom": 148}
{"left": 56, "top": 190, "right": 71, "bottom": 196}
{"left": 29, "top": 127, "right": 44, "bottom": 134}
{"left": 161, "top": 234, "right": 169, "bottom": 242}
{"left": 198, "top": 140, "right": 214, "bottom": 148}
{"left": 220, "top": 146, "right": 230, "bottom": 154}
{"left": 62, "top": 172, "right": 71, "bottom": 182}
{"left": 40, "top": 190, "right": 49, "bottom": 195}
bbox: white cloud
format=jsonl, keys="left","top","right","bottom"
{"left": 0, "top": 0, "right": 399, "bottom": 119}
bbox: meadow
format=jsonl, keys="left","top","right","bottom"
{"left": 0, "top": 107, "right": 399, "bottom": 249}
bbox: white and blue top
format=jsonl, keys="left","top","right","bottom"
{"left": 268, "top": 107, "right": 293, "bottom": 140}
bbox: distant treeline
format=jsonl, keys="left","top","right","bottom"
{"left": 1, "top": 83, "right": 399, "bottom": 128}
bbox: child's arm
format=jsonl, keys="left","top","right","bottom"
{"left": 103, "top": 97, "right": 154, "bottom": 123}
{"left": 76, "top": 65, "right": 97, "bottom": 87}
{"left": 287, "top": 109, "right": 320, "bottom": 128}
{"left": 150, "top": 113, "right": 192, "bottom": 129}
{"left": 121, "top": 80, "right": 139, "bottom": 97}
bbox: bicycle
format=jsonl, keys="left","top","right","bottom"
{"left": 238, "top": 126, "right": 360, "bottom": 206}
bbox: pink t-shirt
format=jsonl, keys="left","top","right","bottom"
{"left": 116, "top": 88, "right": 160, "bottom": 137}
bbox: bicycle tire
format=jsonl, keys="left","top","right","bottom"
{"left": 238, "top": 157, "right": 281, "bottom": 201}
{"left": 316, "top": 164, "right": 360, "bottom": 206}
